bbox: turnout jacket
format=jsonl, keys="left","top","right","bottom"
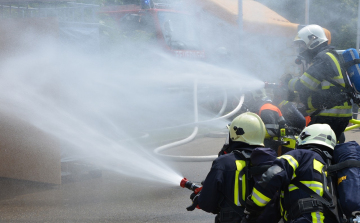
{"left": 250, "top": 149, "right": 338, "bottom": 223}
{"left": 199, "top": 145, "right": 280, "bottom": 223}
{"left": 288, "top": 46, "right": 352, "bottom": 118}
{"left": 198, "top": 147, "right": 253, "bottom": 214}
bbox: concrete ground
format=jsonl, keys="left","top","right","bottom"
{"left": 0, "top": 129, "right": 359, "bottom": 223}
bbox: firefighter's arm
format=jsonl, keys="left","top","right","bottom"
{"left": 249, "top": 154, "right": 298, "bottom": 208}
{"left": 243, "top": 164, "right": 287, "bottom": 222}
{"left": 197, "top": 164, "right": 223, "bottom": 214}
{"left": 288, "top": 73, "right": 319, "bottom": 93}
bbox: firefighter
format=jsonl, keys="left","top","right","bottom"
{"left": 271, "top": 81, "right": 306, "bottom": 135}
{"left": 196, "top": 112, "right": 280, "bottom": 223}
{"left": 242, "top": 123, "right": 339, "bottom": 223}
{"left": 242, "top": 88, "right": 289, "bottom": 153}
{"left": 287, "top": 24, "right": 352, "bottom": 142}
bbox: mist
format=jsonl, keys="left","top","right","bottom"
{"left": 0, "top": 3, "right": 287, "bottom": 186}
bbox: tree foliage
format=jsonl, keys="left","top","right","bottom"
{"left": 256, "top": 0, "right": 359, "bottom": 49}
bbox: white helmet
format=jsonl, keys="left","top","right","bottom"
{"left": 294, "top": 24, "right": 328, "bottom": 53}
{"left": 297, "top": 123, "right": 336, "bottom": 150}
{"left": 229, "top": 112, "right": 266, "bottom": 146}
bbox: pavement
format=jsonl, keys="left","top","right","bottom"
{"left": 0, "top": 129, "right": 359, "bottom": 223}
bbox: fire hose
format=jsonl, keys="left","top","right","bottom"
{"left": 153, "top": 79, "right": 244, "bottom": 162}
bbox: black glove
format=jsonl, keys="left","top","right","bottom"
{"left": 240, "top": 214, "right": 258, "bottom": 223}
{"left": 187, "top": 193, "right": 200, "bottom": 211}
{"left": 190, "top": 192, "right": 199, "bottom": 201}
{"left": 244, "top": 195, "right": 265, "bottom": 216}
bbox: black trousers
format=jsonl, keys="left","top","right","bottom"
{"left": 309, "top": 116, "right": 351, "bottom": 143}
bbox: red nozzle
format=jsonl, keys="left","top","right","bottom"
{"left": 180, "top": 178, "right": 188, "bottom": 188}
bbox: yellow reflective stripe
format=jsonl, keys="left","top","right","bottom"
{"left": 326, "top": 52, "right": 343, "bottom": 78}
{"left": 313, "top": 159, "right": 324, "bottom": 174}
{"left": 265, "top": 131, "right": 271, "bottom": 139}
{"left": 242, "top": 172, "right": 246, "bottom": 202}
{"left": 307, "top": 97, "right": 317, "bottom": 114}
{"left": 288, "top": 181, "right": 324, "bottom": 196}
{"left": 308, "top": 96, "right": 315, "bottom": 110}
{"left": 288, "top": 78, "right": 298, "bottom": 91}
{"left": 279, "top": 100, "right": 288, "bottom": 108}
{"left": 321, "top": 78, "right": 345, "bottom": 89}
{"left": 311, "top": 211, "right": 325, "bottom": 223}
{"left": 284, "top": 210, "right": 288, "bottom": 221}
{"left": 321, "top": 81, "right": 331, "bottom": 89}
{"left": 300, "top": 72, "right": 321, "bottom": 91}
{"left": 277, "top": 155, "right": 299, "bottom": 179}
{"left": 318, "top": 113, "right": 353, "bottom": 117}
{"left": 251, "top": 187, "right": 271, "bottom": 207}
{"left": 234, "top": 160, "right": 246, "bottom": 206}
{"left": 282, "top": 137, "right": 297, "bottom": 149}
{"left": 318, "top": 106, "right": 353, "bottom": 117}
{"left": 309, "top": 100, "right": 352, "bottom": 117}
{"left": 320, "top": 52, "right": 345, "bottom": 90}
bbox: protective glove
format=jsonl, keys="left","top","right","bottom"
{"left": 240, "top": 213, "right": 258, "bottom": 223}
{"left": 190, "top": 192, "right": 198, "bottom": 201}
{"left": 187, "top": 192, "right": 200, "bottom": 211}
{"left": 243, "top": 195, "right": 265, "bottom": 217}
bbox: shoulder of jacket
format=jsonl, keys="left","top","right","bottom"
{"left": 214, "top": 153, "right": 237, "bottom": 165}
{"left": 289, "top": 149, "right": 326, "bottom": 162}
{"left": 317, "top": 47, "right": 338, "bottom": 61}
{"left": 279, "top": 149, "right": 308, "bottom": 160}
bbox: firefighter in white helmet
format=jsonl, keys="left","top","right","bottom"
{"left": 196, "top": 112, "right": 280, "bottom": 223}
{"left": 285, "top": 24, "right": 352, "bottom": 142}
{"left": 243, "top": 123, "right": 339, "bottom": 223}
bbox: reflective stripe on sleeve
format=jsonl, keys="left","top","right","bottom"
{"left": 277, "top": 154, "right": 299, "bottom": 179}
{"left": 251, "top": 187, "right": 271, "bottom": 207}
{"left": 300, "top": 73, "right": 321, "bottom": 91}
{"left": 288, "top": 78, "right": 299, "bottom": 91}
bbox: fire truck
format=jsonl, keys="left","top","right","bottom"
{"left": 99, "top": 0, "right": 205, "bottom": 59}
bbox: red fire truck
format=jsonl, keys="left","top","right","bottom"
{"left": 99, "top": 0, "right": 205, "bottom": 59}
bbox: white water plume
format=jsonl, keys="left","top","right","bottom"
{"left": 0, "top": 24, "right": 264, "bottom": 186}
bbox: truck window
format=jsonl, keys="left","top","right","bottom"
{"left": 157, "top": 11, "right": 200, "bottom": 50}
{"left": 119, "top": 12, "right": 156, "bottom": 41}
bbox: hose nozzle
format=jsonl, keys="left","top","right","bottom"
{"left": 180, "top": 177, "right": 202, "bottom": 194}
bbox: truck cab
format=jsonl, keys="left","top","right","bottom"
{"left": 99, "top": 0, "right": 205, "bottom": 59}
